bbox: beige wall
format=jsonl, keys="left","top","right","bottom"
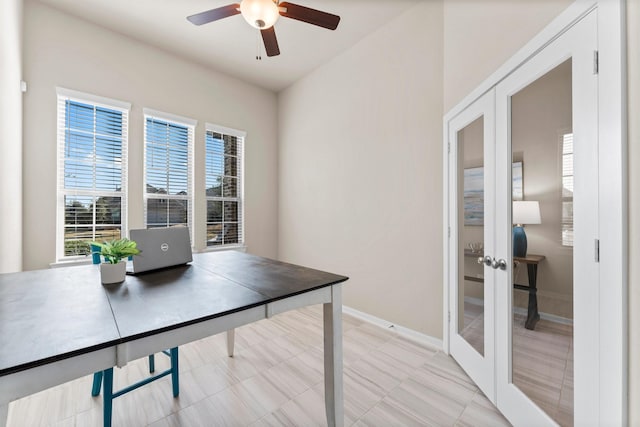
{"left": 278, "top": 1, "right": 444, "bottom": 336}
{"left": 627, "top": 0, "right": 639, "bottom": 423}
{"left": 22, "top": 1, "right": 279, "bottom": 270}
{"left": 443, "top": 0, "right": 573, "bottom": 111}
{"left": 0, "top": 0, "right": 23, "bottom": 273}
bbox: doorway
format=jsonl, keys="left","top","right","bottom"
{"left": 444, "top": 2, "right": 626, "bottom": 425}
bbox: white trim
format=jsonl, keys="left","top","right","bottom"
{"left": 205, "top": 123, "right": 247, "bottom": 139}
{"left": 596, "top": 0, "right": 627, "bottom": 424}
{"left": 142, "top": 108, "right": 197, "bottom": 128}
{"left": 56, "top": 87, "right": 130, "bottom": 111}
{"left": 342, "top": 306, "right": 443, "bottom": 351}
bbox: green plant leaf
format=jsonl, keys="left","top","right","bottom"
{"left": 90, "top": 238, "right": 141, "bottom": 264}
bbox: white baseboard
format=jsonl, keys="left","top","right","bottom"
{"left": 342, "top": 305, "right": 443, "bottom": 351}
{"left": 463, "top": 296, "right": 574, "bottom": 326}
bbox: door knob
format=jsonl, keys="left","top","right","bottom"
{"left": 478, "top": 255, "right": 492, "bottom": 267}
{"left": 492, "top": 258, "right": 508, "bottom": 271}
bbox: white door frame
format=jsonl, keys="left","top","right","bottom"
{"left": 442, "top": 0, "right": 627, "bottom": 424}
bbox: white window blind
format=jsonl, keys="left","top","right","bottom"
{"left": 144, "top": 111, "right": 195, "bottom": 232}
{"left": 561, "top": 133, "right": 574, "bottom": 246}
{"left": 205, "top": 125, "right": 245, "bottom": 247}
{"left": 56, "top": 89, "right": 130, "bottom": 260}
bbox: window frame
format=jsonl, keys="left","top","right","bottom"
{"left": 142, "top": 108, "right": 196, "bottom": 238}
{"left": 55, "top": 88, "right": 131, "bottom": 262}
{"left": 204, "top": 123, "right": 246, "bottom": 249}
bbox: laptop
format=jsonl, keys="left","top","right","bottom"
{"left": 126, "top": 227, "right": 193, "bottom": 274}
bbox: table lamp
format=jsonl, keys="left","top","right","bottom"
{"left": 513, "top": 200, "right": 541, "bottom": 257}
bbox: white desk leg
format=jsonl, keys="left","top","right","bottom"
{"left": 226, "top": 329, "right": 235, "bottom": 357}
{"left": 0, "top": 402, "right": 8, "bottom": 427}
{"left": 323, "top": 283, "right": 344, "bottom": 427}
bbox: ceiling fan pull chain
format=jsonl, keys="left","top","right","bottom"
{"left": 256, "top": 31, "right": 262, "bottom": 60}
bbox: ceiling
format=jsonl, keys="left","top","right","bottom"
{"left": 37, "top": 0, "right": 421, "bottom": 92}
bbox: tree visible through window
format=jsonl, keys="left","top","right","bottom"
{"left": 562, "top": 133, "right": 574, "bottom": 246}
{"left": 205, "top": 128, "right": 243, "bottom": 247}
{"left": 57, "top": 92, "right": 128, "bottom": 259}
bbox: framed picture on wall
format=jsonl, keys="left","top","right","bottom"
{"left": 464, "top": 161, "right": 523, "bottom": 225}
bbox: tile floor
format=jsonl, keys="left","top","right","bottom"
{"left": 7, "top": 305, "right": 511, "bottom": 426}
{"left": 460, "top": 301, "right": 573, "bottom": 427}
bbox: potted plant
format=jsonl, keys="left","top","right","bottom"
{"left": 91, "top": 238, "right": 140, "bottom": 284}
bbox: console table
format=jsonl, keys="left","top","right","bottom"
{"left": 463, "top": 250, "right": 546, "bottom": 330}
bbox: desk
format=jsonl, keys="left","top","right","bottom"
{"left": 0, "top": 251, "right": 348, "bottom": 427}
{"left": 463, "top": 250, "right": 545, "bottom": 330}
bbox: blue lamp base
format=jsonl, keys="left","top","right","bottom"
{"left": 513, "top": 226, "right": 527, "bottom": 257}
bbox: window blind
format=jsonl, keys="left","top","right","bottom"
{"left": 561, "top": 133, "right": 574, "bottom": 246}
{"left": 144, "top": 114, "right": 194, "bottom": 232}
{"left": 205, "top": 126, "right": 244, "bottom": 247}
{"left": 56, "top": 89, "right": 129, "bottom": 260}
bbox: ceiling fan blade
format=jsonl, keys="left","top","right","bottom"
{"left": 187, "top": 4, "right": 241, "bottom": 25}
{"left": 279, "top": 2, "right": 340, "bottom": 30}
{"left": 261, "top": 27, "right": 280, "bottom": 57}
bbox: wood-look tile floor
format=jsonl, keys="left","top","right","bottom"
{"left": 7, "top": 305, "right": 511, "bottom": 427}
{"left": 460, "top": 302, "right": 573, "bottom": 427}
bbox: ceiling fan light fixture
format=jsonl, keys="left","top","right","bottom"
{"left": 240, "top": 0, "right": 280, "bottom": 29}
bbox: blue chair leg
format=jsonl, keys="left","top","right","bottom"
{"left": 103, "top": 368, "right": 114, "bottom": 427}
{"left": 148, "top": 354, "right": 155, "bottom": 373}
{"left": 170, "top": 347, "right": 179, "bottom": 397}
{"left": 91, "top": 372, "right": 103, "bottom": 396}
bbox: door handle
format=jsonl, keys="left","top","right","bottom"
{"left": 478, "top": 255, "right": 492, "bottom": 267}
{"left": 492, "top": 258, "right": 508, "bottom": 271}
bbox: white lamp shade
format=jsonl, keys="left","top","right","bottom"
{"left": 513, "top": 201, "right": 541, "bottom": 225}
{"left": 240, "top": 0, "right": 280, "bottom": 29}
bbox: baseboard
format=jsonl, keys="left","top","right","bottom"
{"left": 342, "top": 305, "right": 443, "bottom": 351}
{"left": 463, "top": 296, "right": 574, "bottom": 326}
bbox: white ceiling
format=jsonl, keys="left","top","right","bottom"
{"left": 37, "top": 0, "right": 421, "bottom": 92}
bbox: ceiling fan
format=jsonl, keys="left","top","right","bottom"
{"left": 187, "top": 0, "right": 341, "bottom": 57}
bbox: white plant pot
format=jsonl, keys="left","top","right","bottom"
{"left": 100, "top": 261, "right": 126, "bottom": 285}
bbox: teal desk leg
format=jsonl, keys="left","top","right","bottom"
{"left": 103, "top": 368, "right": 114, "bottom": 427}
{"left": 171, "top": 347, "right": 179, "bottom": 397}
{"left": 148, "top": 354, "right": 155, "bottom": 373}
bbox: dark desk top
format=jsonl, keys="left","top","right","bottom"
{"left": 0, "top": 265, "right": 120, "bottom": 376}
{"left": 0, "top": 251, "right": 348, "bottom": 376}
{"left": 191, "top": 252, "right": 348, "bottom": 300}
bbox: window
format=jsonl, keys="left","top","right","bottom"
{"left": 143, "top": 109, "right": 195, "bottom": 232}
{"left": 56, "top": 88, "right": 130, "bottom": 260}
{"left": 561, "top": 132, "right": 574, "bottom": 246}
{"left": 205, "top": 125, "right": 245, "bottom": 247}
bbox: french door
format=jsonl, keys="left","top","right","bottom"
{"left": 447, "top": 90, "right": 496, "bottom": 401}
{"left": 447, "top": 7, "right": 599, "bottom": 426}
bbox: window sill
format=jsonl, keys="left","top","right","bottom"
{"left": 196, "top": 245, "right": 247, "bottom": 254}
{"left": 50, "top": 258, "right": 94, "bottom": 269}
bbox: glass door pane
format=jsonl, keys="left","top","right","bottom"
{"left": 457, "top": 116, "right": 485, "bottom": 356}
{"left": 509, "top": 59, "right": 574, "bottom": 426}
